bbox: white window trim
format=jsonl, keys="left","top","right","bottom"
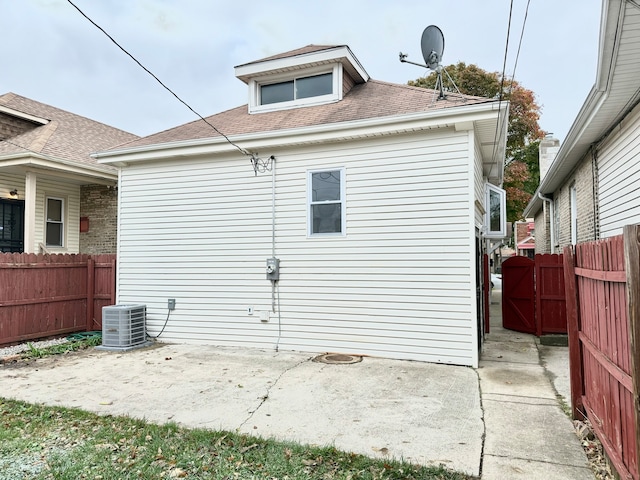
{"left": 307, "top": 167, "right": 346, "bottom": 238}
{"left": 484, "top": 183, "right": 507, "bottom": 239}
{"left": 45, "top": 196, "right": 65, "bottom": 248}
{"left": 249, "top": 64, "right": 342, "bottom": 114}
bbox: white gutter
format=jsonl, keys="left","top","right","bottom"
{"left": 0, "top": 153, "right": 118, "bottom": 179}
{"left": 94, "top": 100, "right": 506, "bottom": 165}
{"left": 523, "top": 0, "right": 624, "bottom": 218}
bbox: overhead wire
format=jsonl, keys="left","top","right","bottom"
{"left": 65, "top": 0, "right": 251, "bottom": 157}
{"left": 492, "top": 0, "right": 532, "bottom": 172}
{"left": 491, "top": 0, "right": 514, "bottom": 170}
{"left": 511, "top": 0, "right": 531, "bottom": 86}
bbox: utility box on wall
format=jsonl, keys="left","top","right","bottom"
{"left": 266, "top": 257, "right": 280, "bottom": 281}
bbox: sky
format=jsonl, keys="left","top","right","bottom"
{"left": 1, "top": 0, "right": 602, "bottom": 143}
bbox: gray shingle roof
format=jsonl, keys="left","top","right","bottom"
{"left": 116, "top": 80, "right": 494, "bottom": 151}
{"left": 0, "top": 92, "right": 138, "bottom": 171}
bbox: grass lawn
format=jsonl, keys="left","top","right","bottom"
{"left": 0, "top": 398, "right": 473, "bottom": 480}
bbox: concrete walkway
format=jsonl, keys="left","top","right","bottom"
{"left": 0, "top": 289, "right": 593, "bottom": 478}
{"left": 478, "top": 289, "right": 594, "bottom": 479}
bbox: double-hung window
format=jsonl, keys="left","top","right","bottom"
{"left": 46, "top": 197, "right": 64, "bottom": 247}
{"left": 308, "top": 168, "right": 345, "bottom": 236}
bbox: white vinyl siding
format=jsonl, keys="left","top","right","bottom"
{"left": 597, "top": 106, "right": 640, "bottom": 238}
{"left": 473, "top": 135, "right": 485, "bottom": 228}
{"left": 117, "top": 129, "right": 477, "bottom": 366}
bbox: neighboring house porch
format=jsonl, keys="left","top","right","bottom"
{"left": 0, "top": 93, "right": 137, "bottom": 254}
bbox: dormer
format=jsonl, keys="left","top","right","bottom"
{"left": 0, "top": 103, "right": 49, "bottom": 140}
{"left": 234, "top": 45, "right": 369, "bottom": 114}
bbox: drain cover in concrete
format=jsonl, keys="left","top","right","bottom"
{"left": 313, "top": 353, "right": 363, "bottom": 364}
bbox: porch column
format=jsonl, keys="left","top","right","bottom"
{"left": 23, "top": 171, "right": 37, "bottom": 253}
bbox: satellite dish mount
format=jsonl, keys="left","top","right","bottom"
{"left": 400, "top": 25, "right": 459, "bottom": 100}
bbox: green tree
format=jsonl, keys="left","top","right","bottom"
{"left": 409, "top": 62, "right": 544, "bottom": 221}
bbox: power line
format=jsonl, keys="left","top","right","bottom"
{"left": 65, "top": 0, "right": 251, "bottom": 157}
{"left": 491, "top": 0, "right": 514, "bottom": 169}
{"left": 511, "top": 0, "right": 531, "bottom": 85}
{"left": 492, "top": 0, "right": 532, "bottom": 171}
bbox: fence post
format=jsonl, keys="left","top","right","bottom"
{"left": 623, "top": 224, "right": 640, "bottom": 474}
{"left": 563, "top": 245, "right": 584, "bottom": 419}
{"left": 86, "top": 257, "right": 95, "bottom": 331}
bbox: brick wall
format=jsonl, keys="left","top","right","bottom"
{"left": 553, "top": 153, "right": 597, "bottom": 249}
{"left": 534, "top": 206, "right": 550, "bottom": 254}
{"left": 79, "top": 184, "right": 117, "bottom": 254}
{"left": 0, "top": 112, "right": 38, "bottom": 139}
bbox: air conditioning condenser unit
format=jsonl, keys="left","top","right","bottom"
{"left": 98, "top": 304, "right": 150, "bottom": 351}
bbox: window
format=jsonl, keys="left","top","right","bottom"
{"left": 46, "top": 197, "right": 64, "bottom": 247}
{"left": 308, "top": 169, "right": 345, "bottom": 236}
{"left": 249, "top": 66, "right": 341, "bottom": 113}
{"left": 484, "top": 183, "right": 507, "bottom": 239}
{"left": 261, "top": 72, "right": 333, "bottom": 105}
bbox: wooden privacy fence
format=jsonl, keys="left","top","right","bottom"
{"left": 564, "top": 226, "right": 640, "bottom": 480}
{"left": 0, "top": 253, "right": 116, "bottom": 346}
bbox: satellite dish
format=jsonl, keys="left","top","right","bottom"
{"left": 421, "top": 25, "right": 444, "bottom": 70}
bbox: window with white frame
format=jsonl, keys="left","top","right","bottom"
{"left": 46, "top": 197, "right": 64, "bottom": 247}
{"left": 261, "top": 72, "right": 333, "bottom": 105}
{"left": 484, "top": 183, "right": 507, "bottom": 239}
{"left": 250, "top": 65, "right": 341, "bottom": 113}
{"left": 308, "top": 169, "right": 345, "bottom": 236}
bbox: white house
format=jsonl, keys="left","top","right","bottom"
{"left": 96, "top": 45, "right": 508, "bottom": 367}
{"left": 524, "top": 0, "right": 640, "bottom": 251}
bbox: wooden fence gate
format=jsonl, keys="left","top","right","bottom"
{"left": 502, "top": 255, "right": 535, "bottom": 334}
{"left": 501, "top": 254, "right": 566, "bottom": 336}
{"left": 0, "top": 253, "right": 116, "bottom": 346}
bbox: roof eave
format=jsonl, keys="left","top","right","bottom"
{"left": 0, "top": 152, "right": 118, "bottom": 182}
{"left": 524, "top": 0, "right": 625, "bottom": 216}
{"left": 95, "top": 101, "right": 506, "bottom": 168}
{"left": 234, "top": 45, "right": 369, "bottom": 84}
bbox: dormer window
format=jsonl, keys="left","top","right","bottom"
{"left": 248, "top": 65, "right": 342, "bottom": 113}
{"left": 235, "top": 45, "right": 369, "bottom": 114}
{"left": 261, "top": 72, "right": 333, "bottom": 105}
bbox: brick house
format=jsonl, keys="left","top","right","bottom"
{"left": 0, "top": 93, "right": 137, "bottom": 254}
{"left": 524, "top": 0, "right": 640, "bottom": 251}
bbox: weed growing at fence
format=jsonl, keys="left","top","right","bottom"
{"left": 0, "top": 398, "right": 470, "bottom": 480}
{"left": 21, "top": 335, "right": 102, "bottom": 360}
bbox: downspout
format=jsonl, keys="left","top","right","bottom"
{"left": 271, "top": 157, "right": 283, "bottom": 352}
{"left": 538, "top": 192, "right": 555, "bottom": 254}
{"left": 591, "top": 146, "right": 600, "bottom": 240}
